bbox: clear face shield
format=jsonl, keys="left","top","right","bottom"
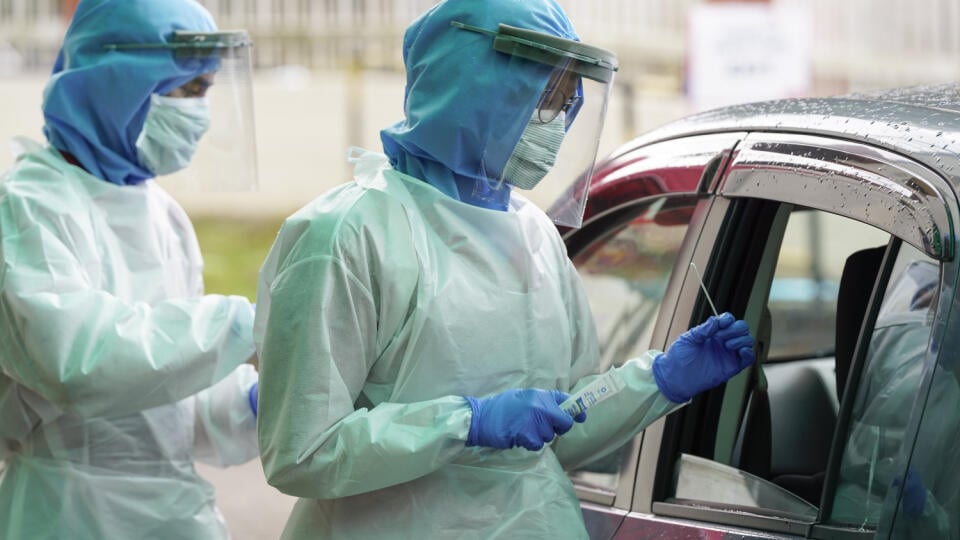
{"left": 105, "top": 31, "right": 258, "bottom": 191}
{"left": 454, "top": 22, "right": 617, "bottom": 228}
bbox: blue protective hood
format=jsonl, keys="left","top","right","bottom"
{"left": 42, "top": 0, "right": 217, "bottom": 186}
{"left": 380, "top": 0, "right": 579, "bottom": 210}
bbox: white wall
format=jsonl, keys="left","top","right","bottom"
{"left": 0, "top": 71, "right": 405, "bottom": 217}
{"left": 0, "top": 71, "right": 688, "bottom": 217}
{"left": 4, "top": 0, "right": 960, "bottom": 90}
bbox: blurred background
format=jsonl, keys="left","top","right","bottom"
{"left": 2, "top": 0, "right": 960, "bottom": 537}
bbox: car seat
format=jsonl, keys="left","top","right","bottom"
{"left": 770, "top": 245, "right": 886, "bottom": 505}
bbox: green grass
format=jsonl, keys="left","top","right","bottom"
{"left": 192, "top": 216, "right": 286, "bottom": 301}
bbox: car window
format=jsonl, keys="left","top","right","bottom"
{"left": 569, "top": 195, "right": 694, "bottom": 494}
{"left": 828, "top": 244, "right": 948, "bottom": 537}
{"left": 766, "top": 210, "right": 841, "bottom": 361}
{"left": 668, "top": 207, "right": 890, "bottom": 520}
{"left": 656, "top": 206, "right": 956, "bottom": 539}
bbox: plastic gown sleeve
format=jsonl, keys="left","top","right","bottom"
{"left": 193, "top": 364, "right": 260, "bottom": 467}
{"left": 553, "top": 353, "right": 682, "bottom": 469}
{"left": 0, "top": 206, "right": 256, "bottom": 419}
{"left": 257, "top": 253, "right": 471, "bottom": 500}
{"left": 550, "top": 261, "right": 682, "bottom": 470}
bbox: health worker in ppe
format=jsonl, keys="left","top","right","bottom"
{"left": 0, "top": 1, "right": 262, "bottom": 538}
{"left": 832, "top": 255, "right": 960, "bottom": 539}
{"left": 254, "top": 1, "right": 756, "bottom": 538}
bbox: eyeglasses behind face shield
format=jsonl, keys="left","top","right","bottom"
{"left": 535, "top": 66, "right": 583, "bottom": 126}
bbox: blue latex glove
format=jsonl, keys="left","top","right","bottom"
{"left": 248, "top": 382, "right": 259, "bottom": 418}
{"left": 652, "top": 312, "right": 756, "bottom": 403}
{"left": 465, "top": 388, "right": 583, "bottom": 451}
{"left": 894, "top": 468, "right": 927, "bottom": 517}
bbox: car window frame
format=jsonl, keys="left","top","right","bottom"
{"left": 620, "top": 132, "right": 959, "bottom": 538}
{"left": 720, "top": 133, "right": 955, "bottom": 262}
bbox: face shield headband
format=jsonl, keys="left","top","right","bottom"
{"left": 102, "top": 30, "right": 252, "bottom": 56}
{"left": 450, "top": 21, "right": 617, "bottom": 83}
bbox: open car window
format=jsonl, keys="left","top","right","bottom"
{"left": 661, "top": 217, "right": 954, "bottom": 539}
{"left": 668, "top": 207, "right": 889, "bottom": 520}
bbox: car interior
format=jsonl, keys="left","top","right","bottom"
{"left": 666, "top": 202, "right": 903, "bottom": 518}
{"left": 730, "top": 243, "right": 887, "bottom": 506}
{"left": 569, "top": 197, "right": 940, "bottom": 529}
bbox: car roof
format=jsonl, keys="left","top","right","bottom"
{"left": 617, "top": 83, "right": 960, "bottom": 187}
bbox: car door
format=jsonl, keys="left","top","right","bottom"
{"left": 562, "top": 133, "right": 743, "bottom": 539}
{"left": 567, "top": 131, "right": 960, "bottom": 539}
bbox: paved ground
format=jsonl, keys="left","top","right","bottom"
{"left": 197, "top": 461, "right": 296, "bottom": 539}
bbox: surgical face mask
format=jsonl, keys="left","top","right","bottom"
{"left": 136, "top": 94, "right": 211, "bottom": 176}
{"left": 502, "top": 112, "right": 565, "bottom": 190}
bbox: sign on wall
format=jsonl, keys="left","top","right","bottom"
{"left": 686, "top": 2, "right": 812, "bottom": 112}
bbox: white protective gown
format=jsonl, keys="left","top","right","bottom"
{"left": 0, "top": 141, "right": 259, "bottom": 539}
{"left": 255, "top": 150, "right": 679, "bottom": 539}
